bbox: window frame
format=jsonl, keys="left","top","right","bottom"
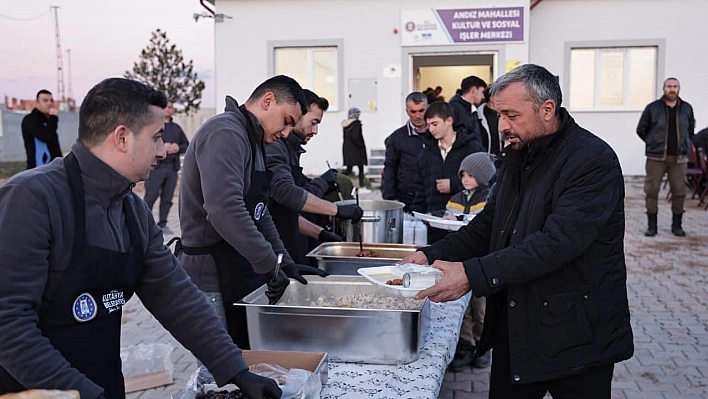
{"left": 268, "top": 39, "right": 344, "bottom": 112}
{"left": 564, "top": 39, "right": 665, "bottom": 113}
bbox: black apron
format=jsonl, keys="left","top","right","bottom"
{"left": 178, "top": 105, "right": 272, "bottom": 349}
{"left": 0, "top": 152, "right": 144, "bottom": 399}
{"left": 269, "top": 162, "right": 309, "bottom": 264}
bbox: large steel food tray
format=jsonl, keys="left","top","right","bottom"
{"left": 235, "top": 275, "right": 430, "bottom": 365}
{"left": 306, "top": 242, "right": 419, "bottom": 275}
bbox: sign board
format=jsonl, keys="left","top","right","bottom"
{"left": 401, "top": 7, "right": 524, "bottom": 46}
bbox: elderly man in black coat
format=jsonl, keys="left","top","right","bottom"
{"left": 401, "top": 64, "right": 633, "bottom": 399}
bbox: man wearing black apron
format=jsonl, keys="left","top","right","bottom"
{"left": 178, "top": 76, "right": 322, "bottom": 349}
{"left": 0, "top": 78, "right": 281, "bottom": 399}
{"left": 266, "top": 89, "right": 363, "bottom": 265}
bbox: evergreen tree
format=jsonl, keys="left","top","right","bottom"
{"left": 125, "top": 29, "right": 205, "bottom": 115}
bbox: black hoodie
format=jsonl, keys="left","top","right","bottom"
{"left": 449, "top": 93, "right": 482, "bottom": 145}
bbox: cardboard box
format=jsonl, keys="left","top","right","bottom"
{"left": 241, "top": 350, "right": 328, "bottom": 385}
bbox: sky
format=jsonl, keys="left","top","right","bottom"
{"left": 0, "top": 0, "right": 216, "bottom": 107}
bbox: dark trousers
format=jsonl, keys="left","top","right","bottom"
{"left": 398, "top": 192, "right": 415, "bottom": 213}
{"left": 144, "top": 165, "right": 178, "bottom": 226}
{"left": 489, "top": 313, "right": 614, "bottom": 399}
{"left": 344, "top": 164, "right": 365, "bottom": 186}
{"left": 644, "top": 156, "right": 687, "bottom": 214}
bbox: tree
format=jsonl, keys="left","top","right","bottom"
{"left": 125, "top": 29, "right": 205, "bottom": 116}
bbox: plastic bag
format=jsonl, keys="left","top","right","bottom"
{"left": 120, "top": 343, "right": 174, "bottom": 391}
{"left": 171, "top": 364, "right": 321, "bottom": 399}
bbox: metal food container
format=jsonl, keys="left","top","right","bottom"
{"left": 235, "top": 275, "right": 431, "bottom": 365}
{"left": 333, "top": 199, "right": 405, "bottom": 244}
{"left": 306, "top": 242, "right": 419, "bottom": 275}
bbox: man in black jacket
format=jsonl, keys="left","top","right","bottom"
{"left": 449, "top": 76, "right": 487, "bottom": 145}
{"left": 636, "top": 78, "right": 695, "bottom": 237}
{"left": 402, "top": 64, "right": 633, "bottom": 399}
{"left": 22, "top": 89, "right": 62, "bottom": 169}
{"left": 143, "top": 101, "right": 189, "bottom": 234}
{"left": 382, "top": 92, "right": 428, "bottom": 211}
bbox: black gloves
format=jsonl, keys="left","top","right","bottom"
{"left": 318, "top": 229, "right": 342, "bottom": 243}
{"left": 282, "top": 263, "right": 329, "bottom": 285}
{"left": 265, "top": 269, "right": 290, "bottom": 305}
{"left": 230, "top": 369, "right": 282, "bottom": 399}
{"left": 336, "top": 203, "right": 363, "bottom": 223}
{"left": 319, "top": 168, "right": 339, "bottom": 192}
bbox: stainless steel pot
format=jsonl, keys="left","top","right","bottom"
{"left": 333, "top": 199, "right": 404, "bottom": 244}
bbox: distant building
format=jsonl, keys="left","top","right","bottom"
{"left": 204, "top": 0, "right": 707, "bottom": 176}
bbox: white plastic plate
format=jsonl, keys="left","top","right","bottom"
{"left": 427, "top": 218, "right": 467, "bottom": 231}
{"left": 357, "top": 264, "right": 437, "bottom": 297}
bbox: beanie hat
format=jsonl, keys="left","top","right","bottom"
{"left": 459, "top": 152, "right": 496, "bottom": 186}
{"left": 348, "top": 107, "right": 361, "bottom": 119}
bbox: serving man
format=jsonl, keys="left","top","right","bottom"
{"left": 0, "top": 78, "right": 280, "bottom": 399}
{"left": 266, "top": 89, "right": 363, "bottom": 264}
{"left": 402, "top": 64, "right": 633, "bottom": 398}
{"left": 178, "top": 75, "right": 325, "bottom": 349}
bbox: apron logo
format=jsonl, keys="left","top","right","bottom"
{"left": 254, "top": 202, "right": 265, "bottom": 221}
{"left": 102, "top": 289, "right": 126, "bottom": 313}
{"left": 73, "top": 293, "right": 97, "bottom": 322}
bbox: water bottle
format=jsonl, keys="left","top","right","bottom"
{"left": 402, "top": 271, "right": 444, "bottom": 289}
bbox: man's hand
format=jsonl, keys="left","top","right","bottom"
{"left": 265, "top": 269, "right": 290, "bottom": 305}
{"left": 436, "top": 179, "right": 451, "bottom": 194}
{"left": 165, "top": 143, "right": 180, "bottom": 154}
{"left": 336, "top": 204, "right": 363, "bottom": 223}
{"left": 319, "top": 169, "right": 339, "bottom": 191}
{"left": 415, "top": 260, "right": 470, "bottom": 302}
{"left": 48, "top": 106, "right": 59, "bottom": 117}
{"left": 230, "top": 369, "right": 282, "bottom": 399}
{"left": 398, "top": 251, "right": 429, "bottom": 265}
{"left": 318, "top": 230, "right": 342, "bottom": 242}
{"left": 282, "top": 263, "right": 329, "bottom": 285}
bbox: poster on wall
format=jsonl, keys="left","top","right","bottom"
{"left": 401, "top": 7, "right": 524, "bottom": 46}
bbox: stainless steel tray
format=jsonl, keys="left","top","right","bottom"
{"left": 235, "top": 275, "right": 431, "bottom": 364}
{"left": 306, "top": 242, "right": 419, "bottom": 275}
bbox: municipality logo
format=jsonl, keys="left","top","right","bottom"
{"left": 73, "top": 293, "right": 97, "bottom": 322}
{"left": 254, "top": 202, "right": 265, "bottom": 221}
{"left": 102, "top": 289, "right": 126, "bottom": 313}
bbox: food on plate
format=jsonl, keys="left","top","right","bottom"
{"left": 196, "top": 390, "right": 243, "bottom": 399}
{"left": 386, "top": 278, "right": 403, "bottom": 286}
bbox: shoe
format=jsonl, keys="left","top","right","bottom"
{"left": 472, "top": 349, "right": 491, "bottom": 368}
{"left": 160, "top": 225, "right": 174, "bottom": 235}
{"left": 448, "top": 340, "right": 475, "bottom": 372}
{"left": 671, "top": 212, "right": 686, "bottom": 237}
{"left": 644, "top": 213, "right": 657, "bottom": 237}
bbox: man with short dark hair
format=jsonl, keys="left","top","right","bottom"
{"left": 266, "top": 89, "right": 362, "bottom": 264}
{"left": 637, "top": 77, "right": 695, "bottom": 237}
{"left": 449, "top": 76, "right": 487, "bottom": 144}
{"left": 143, "top": 101, "right": 189, "bottom": 234}
{"left": 22, "top": 89, "right": 62, "bottom": 169}
{"left": 0, "top": 78, "right": 281, "bottom": 399}
{"left": 383, "top": 92, "right": 429, "bottom": 211}
{"left": 402, "top": 64, "right": 633, "bottom": 399}
{"left": 178, "top": 75, "right": 322, "bottom": 349}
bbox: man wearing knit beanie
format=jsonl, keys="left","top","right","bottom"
{"left": 444, "top": 152, "right": 495, "bottom": 371}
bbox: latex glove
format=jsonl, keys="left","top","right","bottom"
{"left": 336, "top": 203, "right": 363, "bottom": 223}
{"left": 282, "top": 263, "right": 329, "bottom": 285}
{"left": 230, "top": 369, "right": 282, "bottom": 399}
{"left": 265, "top": 269, "right": 290, "bottom": 305}
{"left": 318, "top": 230, "right": 342, "bottom": 242}
{"left": 319, "top": 168, "right": 339, "bottom": 191}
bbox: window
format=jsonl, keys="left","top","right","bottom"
{"left": 274, "top": 46, "right": 339, "bottom": 111}
{"left": 569, "top": 46, "right": 657, "bottom": 110}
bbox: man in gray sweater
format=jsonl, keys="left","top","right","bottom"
{"left": 0, "top": 78, "right": 281, "bottom": 399}
{"left": 178, "top": 75, "right": 324, "bottom": 349}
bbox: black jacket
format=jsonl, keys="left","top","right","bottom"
{"left": 422, "top": 109, "right": 633, "bottom": 383}
{"left": 157, "top": 120, "right": 189, "bottom": 171}
{"left": 382, "top": 124, "right": 427, "bottom": 200}
{"left": 21, "top": 109, "right": 62, "bottom": 169}
{"left": 342, "top": 119, "right": 367, "bottom": 166}
{"left": 449, "top": 94, "right": 481, "bottom": 144}
{"left": 411, "top": 131, "right": 484, "bottom": 214}
{"left": 636, "top": 97, "right": 695, "bottom": 160}
{"left": 692, "top": 127, "right": 708, "bottom": 155}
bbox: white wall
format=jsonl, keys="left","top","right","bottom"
{"left": 214, "top": 0, "right": 529, "bottom": 174}
{"left": 530, "top": 0, "right": 708, "bottom": 176}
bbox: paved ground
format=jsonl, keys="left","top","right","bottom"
{"left": 124, "top": 176, "right": 708, "bottom": 399}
